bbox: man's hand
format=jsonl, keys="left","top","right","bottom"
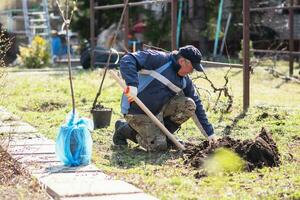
{"left": 124, "top": 86, "right": 138, "bottom": 102}
{"left": 208, "top": 134, "right": 218, "bottom": 145}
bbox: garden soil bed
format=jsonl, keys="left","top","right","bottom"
{"left": 0, "top": 147, "right": 49, "bottom": 200}
{"left": 183, "top": 127, "right": 280, "bottom": 172}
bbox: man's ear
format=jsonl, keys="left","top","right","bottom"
{"left": 178, "top": 57, "right": 185, "bottom": 66}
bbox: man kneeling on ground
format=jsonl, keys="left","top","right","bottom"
{"left": 113, "top": 45, "right": 216, "bottom": 151}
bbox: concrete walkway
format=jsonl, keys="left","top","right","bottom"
{"left": 0, "top": 108, "right": 158, "bottom": 200}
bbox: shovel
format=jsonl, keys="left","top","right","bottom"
{"left": 109, "top": 70, "right": 186, "bottom": 151}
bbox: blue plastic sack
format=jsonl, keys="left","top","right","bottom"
{"left": 55, "top": 111, "right": 93, "bottom": 166}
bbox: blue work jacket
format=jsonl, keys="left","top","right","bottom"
{"left": 119, "top": 49, "right": 214, "bottom": 136}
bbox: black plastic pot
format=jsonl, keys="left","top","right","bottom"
{"left": 91, "top": 107, "right": 112, "bottom": 129}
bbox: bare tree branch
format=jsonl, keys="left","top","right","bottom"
{"left": 192, "top": 68, "right": 233, "bottom": 113}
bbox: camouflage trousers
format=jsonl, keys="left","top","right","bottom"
{"left": 125, "top": 95, "right": 196, "bottom": 151}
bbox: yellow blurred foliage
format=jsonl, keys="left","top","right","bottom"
{"left": 18, "top": 36, "right": 50, "bottom": 68}
{"left": 204, "top": 147, "right": 245, "bottom": 175}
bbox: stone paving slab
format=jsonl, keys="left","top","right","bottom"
{"left": 41, "top": 179, "right": 142, "bottom": 198}
{"left": 1, "top": 121, "right": 29, "bottom": 126}
{"left": 37, "top": 170, "right": 109, "bottom": 182}
{"left": 0, "top": 125, "right": 38, "bottom": 134}
{"left": 18, "top": 161, "right": 103, "bottom": 178}
{"left": 35, "top": 164, "right": 102, "bottom": 174}
{"left": 0, "top": 111, "right": 19, "bottom": 122}
{"left": 0, "top": 133, "right": 40, "bottom": 150}
{"left": 39, "top": 170, "right": 109, "bottom": 182}
{"left": 61, "top": 193, "right": 159, "bottom": 200}
{"left": 20, "top": 161, "right": 62, "bottom": 178}
{"left": 0, "top": 132, "right": 40, "bottom": 139}
{"left": 3, "top": 137, "right": 55, "bottom": 146}
{"left": 0, "top": 133, "right": 41, "bottom": 145}
{"left": 7, "top": 143, "right": 55, "bottom": 155}
{"left": 12, "top": 153, "right": 60, "bottom": 163}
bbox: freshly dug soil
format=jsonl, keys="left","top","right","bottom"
{"left": 92, "top": 104, "right": 112, "bottom": 111}
{"left": 183, "top": 127, "right": 280, "bottom": 172}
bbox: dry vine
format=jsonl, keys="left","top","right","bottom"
{"left": 267, "top": 68, "right": 300, "bottom": 84}
{"left": 194, "top": 40, "right": 234, "bottom": 114}
{"left": 192, "top": 69, "right": 233, "bottom": 113}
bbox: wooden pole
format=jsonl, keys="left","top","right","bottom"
{"left": 243, "top": 0, "right": 250, "bottom": 111}
{"left": 90, "top": 0, "right": 95, "bottom": 69}
{"left": 289, "top": 0, "right": 294, "bottom": 76}
{"left": 124, "top": 0, "right": 129, "bottom": 50}
{"left": 171, "top": 0, "right": 178, "bottom": 50}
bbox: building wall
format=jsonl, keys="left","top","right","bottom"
{"left": 0, "top": 2, "right": 10, "bottom": 10}
{"left": 0, "top": 0, "right": 43, "bottom": 9}
{"left": 261, "top": 11, "right": 300, "bottom": 40}
{"left": 0, "top": 0, "right": 57, "bottom": 33}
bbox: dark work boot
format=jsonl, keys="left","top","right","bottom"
{"left": 113, "top": 119, "right": 138, "bottom": 145}
{"left": 164, "top": 117, "right": 182, "bottom": 149}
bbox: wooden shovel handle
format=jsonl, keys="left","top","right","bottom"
{"left": 109, "top": 70, "right": 185, "bottom": 151}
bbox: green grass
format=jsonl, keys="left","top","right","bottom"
{"left": 1, "top": 61, "right": 300, "bottom": 199}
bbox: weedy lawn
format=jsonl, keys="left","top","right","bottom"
{"left": 0, "top": 61, "right": 299, "bottom": 199}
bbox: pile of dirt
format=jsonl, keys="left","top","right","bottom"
{"left": 183, "top": 127, "right": 280, "bottom": 172}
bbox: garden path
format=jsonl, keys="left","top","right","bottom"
{"left": 0, "top": 108, "right": 158, "bottom": 200}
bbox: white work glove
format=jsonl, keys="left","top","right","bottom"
{"left": 124, "top": 86, "right": 138, "bottom": 102}
{"left": 208, "top": 134, "right": 218, "bottom": 145}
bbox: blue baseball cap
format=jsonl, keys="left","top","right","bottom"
{"left": 178, "top": 45, "right": 204, "bottom": 72}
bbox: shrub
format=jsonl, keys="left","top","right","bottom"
{"left": 18, "top": 36, "right": 50, "bottom": 68}
{"left": 0, "top": 29, "right": 11, "bottom": 68}
{"left": 0, "top": 28, "right": 12, "bottom": 86}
